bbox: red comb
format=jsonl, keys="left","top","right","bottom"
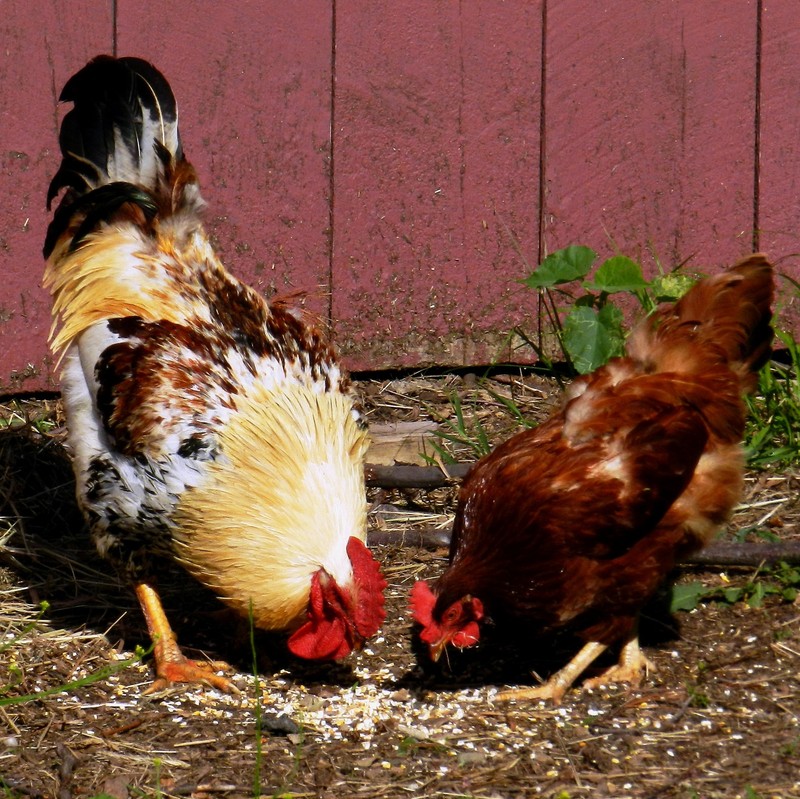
{"left": 287, "top": 539, "right": 386, "bottom": 661}
{"left": 347, "top": 537, "right": 387, "bottom": 638}
{"left": 409, "top": 580, "right": 437, "bottom": 627}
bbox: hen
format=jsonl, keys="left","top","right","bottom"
{"left": 411, "top": 255, "right": 774, "bottom": 702}
{"left": 43, "top": 56, "right": 385, "bottom": 692}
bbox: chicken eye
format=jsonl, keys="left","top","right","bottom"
{"left": 443, "top": 604, "right": 462, "bottom": 625}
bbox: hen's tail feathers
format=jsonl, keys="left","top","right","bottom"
{"left": 44, "top": 55, "right": 200, "bottom": 259}
{"left": 627, "top": 254, "right": 774, "bottom": 393}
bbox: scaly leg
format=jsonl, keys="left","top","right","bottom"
{"left": 581, "top": 626, "right": 656, "bottom": 691}
{"left": 135, "top": 582, "right": 238, "bottom": 694}
{"left": 496, "top": 641, "right": 608, "bottom": 704}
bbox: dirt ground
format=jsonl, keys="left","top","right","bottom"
{"left": 0, "top": 373, "right": 798, "bottom": 799}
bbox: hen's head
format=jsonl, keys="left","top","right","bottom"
{"left": 287, "top": 537, "right": 386, "bottom": 660}
{"left": 410, "top": 580, "right": 485, "bottom": 661}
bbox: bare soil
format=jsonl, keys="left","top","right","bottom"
{"left": 0, "top": 373, "right": 798, "bottom": 799}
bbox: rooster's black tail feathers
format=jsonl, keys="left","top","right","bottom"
{"left": 45, "top": 56, "right": 187, "bottom": 259}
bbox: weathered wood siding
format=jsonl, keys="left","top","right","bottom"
{"left": 1, "top": 1, "right": 797, "bottom": 393}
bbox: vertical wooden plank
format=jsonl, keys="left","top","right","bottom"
{"left": 543, "top": 2, "right": 758, "bottom": 275}
{"left": 759, "top": 0, "right": 800, "bottom": 332}
{"left": 117, "top": 1, "right": 333, "bottom": 310}
{"left": 333, "top": 1, "right": 542, "bottom": 369}
{"left": 0, "top": 1, "right": 113, "bottom": 393}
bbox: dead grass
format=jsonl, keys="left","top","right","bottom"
{"left": 0, "top": 375, "right": 797, "bottom": 799}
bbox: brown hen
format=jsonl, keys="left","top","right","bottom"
{"left": 411, "top": 255, "right": 774, "bottom": 702}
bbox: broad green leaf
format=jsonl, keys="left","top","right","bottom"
{"left": 563, "top": 306, "right": 615, "bottom": 374}
{"left": 722, "top": 586, "right": 743, "bottom": 604}
{"left": 583, "top": 256, "right": 650, "bottom": 294}
{"left": 747, "top": 581, "right": 766, "bottom": 608}
{"left": 781, "top": 587, "right": 798, "bottom": 602}
{"left": 670, "top": 581, "right": 707, "bottom": 613}
{"left": 597, "top": 303, "right": 626, "bottom": 357}
{"left": 522, "top": 245, "right": 596, "bottom": 289}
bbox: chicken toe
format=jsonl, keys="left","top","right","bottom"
{"left": 143, "top": 652, "right": 238, "bottom": 695}
{"left": 135, "top": 582, "right": 239, "bottom": 694}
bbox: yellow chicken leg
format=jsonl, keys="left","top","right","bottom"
{"left": 135, "top": 583, "right": 238, "bottom": 694}
{"left": 496, "top": 641, "right": 608, "bottom": 704}
{"left": 497, "top": 624, "right": 656, "bottom": 704}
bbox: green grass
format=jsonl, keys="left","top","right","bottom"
{"left": 0, "top": 600, "right": 146, "bottom": 706}
{"left": 745, "top": 329, "right": 800, "bottom": 469}
{"left": 0, "top": 399, "right": 58, "bottom": 435}
{"left": 428, "top": 337, "right": 800, "bottom": 471}
{"left": 424, "top": 389, "right": 495, "bottom": 463}
{"left": 249, "top": 602, "right": 264, "bottom": 797}
{"left": 428, "top": 247, "right": 800, "bottom": 622}
{"left": 424, "top": 382, "right": 538, "bottom": 465}
{"left": 0, "top": 644, "right": 145, "bottom": 707}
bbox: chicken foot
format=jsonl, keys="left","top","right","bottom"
{"left": 135, "top": 582, "right": 238, "bottom": 694}
{"left": 581, "top": 630, "right": 656, "bottom": 691}
{"left": 496, "top": 641, "right": 608, "bottom": 704}
{"left": 496, "top": 627, "right": 656, "bottom": 704}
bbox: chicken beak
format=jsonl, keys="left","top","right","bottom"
{"left": 429, "top": 639, "right": 447, "bottom": 663}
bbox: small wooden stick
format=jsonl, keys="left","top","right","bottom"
{"left": 364, "top": 462, "right": 471, "bottom": 488}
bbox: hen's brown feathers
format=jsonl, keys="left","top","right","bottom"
{"left": 627, "top": 254, "right": 774, "bottom": 390}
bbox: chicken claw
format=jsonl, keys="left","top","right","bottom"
{"left": 497, "top": 634, "right": 657, "bottom": 703}
{"left": 143, "top": 651, "right": 238, "bottom": 695}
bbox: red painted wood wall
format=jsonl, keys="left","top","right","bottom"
{"left": 2, "top": 1, "right": 798, "bottom": 393}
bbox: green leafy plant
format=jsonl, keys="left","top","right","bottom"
{"left": 519, "top": 245, "right": 693, "bottom": 374}
{"left": 685, "top": 683, "right": 710, "bottom": 708}
{"left": 520, "top": 246, "right": 799, "bottom": 465}
{"left": 432, "top": 244, "right": 799, "bottom": 470}
{"left": 423, "top": 383, "right": 536, "bottom": 465}
{"left": 732, "top": 525, "right": 780, "bottom": 544}
{"left": 779, "top": 736, "right": 800, "bottom": 757}
{"left": 424, "top": 389, "right": 494, "bottom": 463}
{"left": 670, "top": 561, "right": 800, "bottom": 613}
{"left": 0, "top": 400, "right": 58, "bottom": 434}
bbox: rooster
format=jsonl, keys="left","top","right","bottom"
{"left": 43, "top": 56, "right": 386, "bottom": 692}
{"left": 411, "top": 255, "right": 774, "bottom": 702}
